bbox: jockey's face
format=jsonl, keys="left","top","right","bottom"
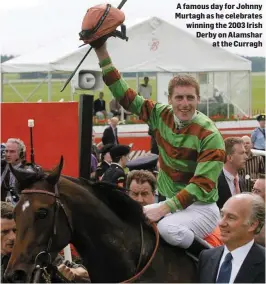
{"left": 1, "top": 218, "right": 16, "bottom": 255}
{"left": 129, "top": 180, "right": 155, "bottom": 206}
{"left": 5, "top": 142, "right": 21, "bottom": 165}
{"left": 169, "top": 86, "right": 200, "bottom": 122}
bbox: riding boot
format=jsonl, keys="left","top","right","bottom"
{"left": 186, "top": 236, "right": 212, "bottom": 259}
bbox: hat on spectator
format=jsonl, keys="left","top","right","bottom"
{"left": 257, "top": 114, "right": 266, "bottom": 121}
{"left": 126, "top": 154, "right": 158, "bottom": 171}
{"left": 99, "top": 143, "right": 114, "bottom": 155}
{"left": 110, "top": 145, "right": 130, "bottom": 160}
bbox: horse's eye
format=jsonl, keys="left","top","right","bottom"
{"left": 36, "top": 208, "right": 48, "bottom": 219}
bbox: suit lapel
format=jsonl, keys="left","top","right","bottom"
{"left": 234, "top": 244, "right": 264, "bottom": 283}
{"left": 210, "top": 247, "right": 224, "bottom": 282}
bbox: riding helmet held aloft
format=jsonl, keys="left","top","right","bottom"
{"left": 79, "top": 3, "right": 125, "bottom": 44}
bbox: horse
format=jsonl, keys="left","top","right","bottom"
{"left": 5, "top": 157, "right": 198, "bottom": 283}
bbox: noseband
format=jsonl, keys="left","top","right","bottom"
{"left": 21, "top": 185, "right": 73, "bottom": 282}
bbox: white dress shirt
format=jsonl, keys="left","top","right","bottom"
{"left": 217, "top": 239, "right": 254, "bottom": 283}
{"left": 223, "top": 168, "right": 239, "bottom": 195}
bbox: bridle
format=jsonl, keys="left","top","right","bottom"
{"left": 21, "top": 185, "right": 160, "bottom": 283}
{"left": 21, "top": 185, "right": 73, "bottom": 283}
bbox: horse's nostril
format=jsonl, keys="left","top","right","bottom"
{"left": 11, "top": 270, "right": 27, "bottom": 283}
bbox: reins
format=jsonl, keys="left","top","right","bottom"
{"left": 123, "top": 222, "right": 160, "bottom": 283}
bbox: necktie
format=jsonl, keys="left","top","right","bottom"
{"left": 216, "top": 252, "right": 233, "bottom": 283}
{"left": 234, "top": 177, "right": 241, "bottom": 194}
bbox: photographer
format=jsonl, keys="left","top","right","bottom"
{"left": 1, "top": 138, "right": 26, "bottom": 203}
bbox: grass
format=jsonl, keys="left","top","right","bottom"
{"left": 2, "top": 74, "right": 265, "bottom": 116}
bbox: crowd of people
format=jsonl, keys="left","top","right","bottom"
{"left": 1, "top": 42, "right": 265, "bottom": 282}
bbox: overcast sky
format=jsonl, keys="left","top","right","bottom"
{"left": 0, "top": 0, "right": 265, "bottom": 57}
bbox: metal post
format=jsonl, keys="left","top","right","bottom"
{"left": 78, "top": 94, "right": 94, "bottom": 180}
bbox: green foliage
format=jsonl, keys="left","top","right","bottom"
{"left": 1, "top": 55, "right": 15, "bottom": 63}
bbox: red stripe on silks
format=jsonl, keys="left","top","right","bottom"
{"left": 197, "top": 149, "right": 226, "bottom": 163}
{"left": 139, "top": 100, "right": 156, "bottom": 122}
{"left": 155, "top": 130, "right": 198, "bottom": 161}
{"left": 160, "top": 108, "right": 175, "bottom": 130}
{"left": 190, "top": 175, "right": 215, "bottom": 193}
{"left": 119, "top": 88, "right": 137, "bottom": 110}
{"left": 175, "top": 190, "right": 195, "bottom": 209}
{"left": 178, "top": 123, "right": 213, "bottom": 139}
{"left": 103, "top": 69, "right": 121, "bottom": 86}
{"left": 159, "top": 156, "right": 194, "bottom": 183}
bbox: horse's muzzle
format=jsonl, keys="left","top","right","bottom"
{"left": 6, "top": 270, "right": 27, "bottom": 283}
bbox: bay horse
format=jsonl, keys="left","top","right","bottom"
{"left": 5, "top": 157, "right": 198, "bottom": 283}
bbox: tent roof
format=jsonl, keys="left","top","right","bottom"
{"left": 2, "top": 17, "right": 251, "bottom": 73}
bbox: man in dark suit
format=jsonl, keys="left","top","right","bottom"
{"left": 217, "top": 137, "right": 247, "bottom": 209}
{"left": 93, "top": 92, "right": 108, "bottom": 118}
{"left": 102, "top": 117, "right": 119, "bottom": 145}
{"left": 199, "top": 193, "right": 265, "bottom": 283}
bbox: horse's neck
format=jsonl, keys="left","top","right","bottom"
{"left": 65, "top": 189, "right": 154, "bottom": 282}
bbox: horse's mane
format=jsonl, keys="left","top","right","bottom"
{"left": 62, "top": 175, "right": 147, "bottom": 225}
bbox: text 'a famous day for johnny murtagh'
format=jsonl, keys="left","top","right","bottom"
{"left": 175, "top": 2, "right": 263, "bottom": 49}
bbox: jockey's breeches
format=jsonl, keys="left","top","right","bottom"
{"left": 144, "top": 201, "right": 220, "bottom": 248}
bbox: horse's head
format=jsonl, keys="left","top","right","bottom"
{"left": 5, "top": 157, "right": 72, "bottom": 283}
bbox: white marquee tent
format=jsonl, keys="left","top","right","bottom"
{"left": 2, "top": 17, "right": 252, "bottom": 115}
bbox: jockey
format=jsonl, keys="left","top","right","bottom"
{"left": 93, "top": 42, "right": 225, "bottom": 253}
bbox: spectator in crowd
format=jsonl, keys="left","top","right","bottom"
{"left": 109, "top": 97, "right": 121, "bottom": 117}
{"left": 95, "top": 143, "right": 113, "bottom": 181}
{"left": 252, "top": 175, "right": 265, "bottom": 247}
{"left": 217, "top": 137, "right": 247, "bottom": 209}
{"left": 93, "top": 92, "right": 112, "bottom": 119}
{"left": 90, "top": 154, "right": 98, "bottom": 180}
{"left": 127, "top": 170, "right": 156, "bottom": 206}
{"left": 1, "top": 138, "right": 27, "bottom": 203}
{"left": 0, "top": 202, "right": 90, "bottom": 283}
{"left": 126, "top": 154, "right": 160, "bottom": 202}
{"left": 109, "top": 97, "right": 131, "bottom": 120}
{"left": 102, "top": 117, "right": 119, "bottom": 145}
{"left": 239, "top": 135, "right": 265, "bottom": 191}
{"left": 102, "top": 145, "right": 130, "bottom": 188}
{"left": 138, "top": 77, "right": 152, "bottom": 99}
{"left": 91, "top": 131, "right": 100, "bottom": 162}
{"left": 198, "top": 193, "right": 265, "bottom": 283}
{"left": 251, "top": 114, "right": 265, "bottom": 151}
{"left": 94, "top": 43, "right": 225, "bottom": 253}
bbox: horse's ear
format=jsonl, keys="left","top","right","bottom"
{"left": 9, "top": 164, "right": 38, "bottom": 185}
{"left": 46, "top": 156, "right": 64, "bottom": 185}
